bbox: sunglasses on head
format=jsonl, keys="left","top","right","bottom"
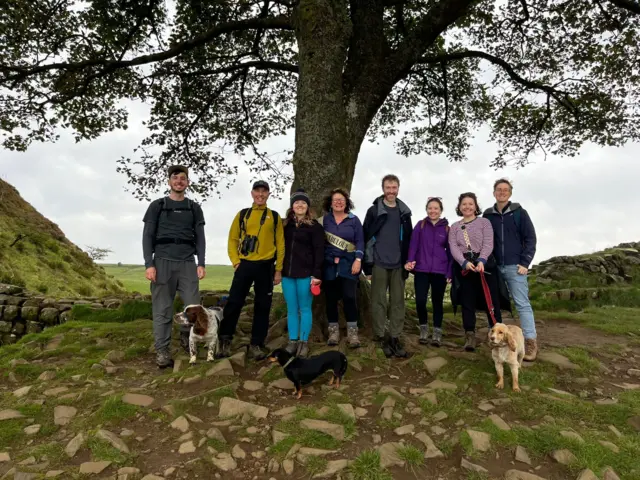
{"left": 428, "top": 196, "right": 442, "bottom": 200}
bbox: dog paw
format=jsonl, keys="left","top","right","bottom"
{"left": 513, "top": 386, "right": 521, "bottom": 393}
{"left": 206, "top": 355, "right": 215, "bottom": 362}
{"left": 495, "top": 381, "right": 504, "bottom": 389}
{"left": 189, "top": 356, "right": 197, "bottom": 365}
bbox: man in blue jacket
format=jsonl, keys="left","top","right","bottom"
{"left": 483, "top": 178, "right": 538, "bottom": 361}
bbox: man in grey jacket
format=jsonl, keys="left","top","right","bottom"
{"left": 142, "top": 165, "right": 206, "bottom": 368}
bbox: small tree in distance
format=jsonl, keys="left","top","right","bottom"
{"left": 85, "top": 245, "right": 113, "bottom": 262}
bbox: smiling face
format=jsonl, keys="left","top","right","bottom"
{"left": 331, "top": 193, "right": 347, "bottom": 214}
{"left": 168, "top": 172, "right": 188, "bottom": 194}
{"left": 292, "top": 200, "right": 308, "bottom": 217}
{"left": 494, "top": 181, "right": 512, "bottom": 204}
{"left": 427, "top": 200, "right": 442, "bottom": 221}
{"left": 459, "top": 196, "right": 477, "bottom": 217}
{"left": 383, "top": 180, "right": 399, "bottom": 203}
{"left": 251, "top": 186, "right": 270, "bottom": 206}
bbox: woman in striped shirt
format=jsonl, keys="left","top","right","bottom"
{"left": 448, "top": 192, "right": 503, "bottom": 351}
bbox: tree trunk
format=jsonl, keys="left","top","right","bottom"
{"left": 290, "top": 1, "right": 374, "bottom": 342}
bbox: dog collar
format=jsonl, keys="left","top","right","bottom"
{"left": 283, "top": 356, "right": 296, "bottom": 369}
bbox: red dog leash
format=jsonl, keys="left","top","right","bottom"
{"left": 461, "top": 269, "right": 497, "bottom": 326}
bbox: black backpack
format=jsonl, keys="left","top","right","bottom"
{"left": 153, "top": 197, "right": 197, "bottom": 247}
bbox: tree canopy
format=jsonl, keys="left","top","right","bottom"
{"left": 1, "top": 0, "right": 639, "bottom": 200}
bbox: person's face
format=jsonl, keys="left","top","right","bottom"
{"left": 494, "top": 182, "right": 512, "bottom": 204}
{"left": 427, "top": 200, "right": 442, "bottom": 221}
{"left": 459, "top": 197, "right": 477, "bottom": 217}
{"left": 168, "top": 172, "right": 188, "bottom": 193}
{"left": 331, "top": 193, "right": 347, "bottom": 213}
{"left": 251, "top": 187, "right": 270, "bottom": 205}
{"left": 383, "top": 180, "right": 399, "bottom": 203}
{"left": 292, "top": 200, "right": 308, "bottom": 216}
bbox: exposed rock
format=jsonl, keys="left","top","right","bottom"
{"left": 218, "top": 397, "right": 268, "bottom": 420}
{"left": 504, "top": 470, "right": 548, "bottom": 480}
{"left": 270, "top": 378, "right": 295, "bottom": 390}
{"left": 282, "top": 459, "right": 294, "bottom": 474}
{"left": 272, "top": 431, "right": 289, "bottom": 444}
{"left": 300, "top": 419, "right": 345, "bottom": 441}
{"left": 466, "top": 429, "right": 491, "bottom": 452}
{"left": 274, "top": 406, "right": 297, "bottom": 417}
{"left": 170, "top": 416, "right": 189, "bottom": 433}
{"left": 23, "top": 424, "right": 41, "bottom": 435}
{"left": 355, "top": 407, "right": 368, "bottom": 418}
{"left": 231, "top": 444, "right": 246, "bottom": 459}
{"left": 577, "top": 469, "right": 599, "bottom": 480}
{"left": 602, "top": 467, "right": 621, "bottom": 480}
{"left": 229, "top": 351, "right": 245, "bottom": 368}
{"left": 538, "top": 352, "right": 578, "bottom": 370}
{"left": 13, "top": 386, "right": 33, "bottom": 398}
{"left": 378, "top": 442, "right": 405, "bottom": 469}
{"left": 378, "top": 386, "right": 405, "bottom": 400}
{"left": 141, "top": 475, "right": 165, "bottom": 480}
{"left": 44, "top": 471, "right": 64, "bottom": 478}
{"left": 242, "top": 380, "right": 264, "bottom": 392}
{"left": 206, "top": 359, "right": 234, "bottom": 377}
{"left": 423, "top": 357, "right": 448, "bottom": 375}
{"left": 420, "top": 392, "right": 438, "bottom": 405}
{"left": 178, "top": 441, "right": 196, "bottom": 454}
{"left": 460, "top": 458, "right": 488, "bottom": 473}
{"left": 426, "top": 380, "right": 457, "bottom": 390}
{"left": 79, "top": 461, "right": 111, "bottom": 474}
{"left": 415, "top": 432, "right": 444, "bottom": 459}
{"left": 211, "top": 453, "right": 237, "bottom": 472}
{"left": 394, "top": 424, "right": 414, "bottom": 436}
{"left": 432, "top": 411, "right": 448, "bottom": 422}
{"left": 206, "top": 428, "right": 226, "bottom": 443}
{"left": 96, "top": 429, "right": 130, "bottom": 453}
{"left": 0, "top": 409, "right": 24, "bottom": 421}
{"left": 65, "top": 433, "right": 85, "bottom": 457}
{"left": 105, "top": 350, "right": 125, "bottom": 362}
{"left": 551, "top": 449, "right": 577, "bottom": 465}
{"left": 312, "top": 459, "right": 349, "bottom": 479}
{"left": 560, "top": 431, "right": 584, "bottom": 443}
{"left": 0, "top": 453, "right": 10, "bottom": 462}
{"left": 598, "top": 440, "right": 619, "bottom": 453}
{"left": 608, "top": 425, "right": 623, "bottom": 438}
{"left": 53, "top": 406, "right": 76, "bottom": 425}
{"left": 627, "top": 415, "right": 640, "bottom": 431}
{"left": 514, "top": 446, "right": 532, "bottom": 465}
{"left": 337, "top": 404, "right": 356, "bottom": 420}
{"left": 489, "top": 414, "right": 511, "bottom": 431}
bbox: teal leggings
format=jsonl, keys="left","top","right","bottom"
{"left": 282, "top": 276, "right": 313, "bottom": 341}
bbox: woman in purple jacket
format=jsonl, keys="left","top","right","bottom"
{"left": 405, "top": 197, "right": 453, "bottom": 347}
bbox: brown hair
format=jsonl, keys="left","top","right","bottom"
{"left": 284, "top": 206, "right": 316, "bottom": 226}
{"left": 381, "top": 174, "right": 400, "bottom": 189}
{"left": 455, "top": 192, "right": 482, "bottom": 217}
{"left": 493, "top": 178, "right": 513, "bottom": 192}
{"left": 185, "top": 305, "right": 208, "bottom": 336}
{"left": 322, "top": 188, "right": 354, "bottom": 214}
{"left": 426, "top": 197, "right": 443, "bottom": 212}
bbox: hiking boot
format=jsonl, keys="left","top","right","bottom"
{"left": 419, "top": 324, "right": 429, "bottom": 345}
{"left": 390, "top": 337, "right": 407, "bottom": 358}
{"left": 327, "top": 324, "right": 340, "bottom": 346}
{"left": 179, "top": 330, "right": 190, "bottom": 354}
{"left": 248, "top": 344, "right": 267, "bottom": 361}
{"left": 156, "top": 347, "right": 174, "bottom": 369}
{"left": 464, "top": 331, "right": 476, "bottom": 352}
{"left": 431, "top": 328, "right": 442, "bottom": 347}
{"left": 347, "top": 326, "right": 361, "bottom": 348}
{"left": 524, "top": 338, "right": 538, "bottom": 362}
{"left": 285, "top": 340, "right": 298, "bottom": 355}
{"left": 377, "top": 335, "right": 394, "bottom": 358}
{"left": 216, "top": 338, "right": 232, "bottom": 359}
{"left": 297, "top": 341, "right": 309, "bottom": 358}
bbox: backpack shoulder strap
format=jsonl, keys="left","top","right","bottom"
{"left": 271, "top": 209, "right": 280, "bottom": 247}
{"left": 513, "top": 209, "right": 522, "bottom": 235}
{"left": 239, "top": 208, "right": 251, "bottom": 234}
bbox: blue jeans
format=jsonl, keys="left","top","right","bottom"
{"left": 498, "top": 265, "right": 536, "bottom": 339}
{"left": 282, "top": 277, "right": 314, "bottom": 341}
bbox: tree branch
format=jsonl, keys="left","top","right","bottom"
{"left": 155, "top": 60, "right": 298, "bottom": 78}
{"left": 419, "top": 49, "right": 577, "bottom": 113}
{"left": 606, "top": 0, "right": 640, "bottom": 14}
{"left": 0, "top": 15, "right": 293, "bottom": 83}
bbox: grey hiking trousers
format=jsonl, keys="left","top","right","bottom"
{"left": 151, "top": 257, "right": 200, "bottom": 351}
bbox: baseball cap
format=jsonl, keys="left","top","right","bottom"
{"left": 168, "top": 165, "right": 189, "bottom": 177}
{"left": 252, "top": 180, "right": 270, "bottom": 191}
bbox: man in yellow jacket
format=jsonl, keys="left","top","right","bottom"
{"left": 217, "top": 180, "right": 285, "bottom": 360}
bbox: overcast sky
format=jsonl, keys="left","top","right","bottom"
{"left": 1, "top": 100, "right": 639, "bottom": 269}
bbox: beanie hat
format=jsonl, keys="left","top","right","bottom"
{"left": 290, "top": 188, "right": 311, "bottom": 207}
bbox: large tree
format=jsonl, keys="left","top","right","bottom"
{"left": 1, "top": 0, "right": 639, "bottom": 210}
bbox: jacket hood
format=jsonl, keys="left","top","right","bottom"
{"left": 483, "top": 202, "right": 521, "bottom": 216}
{"left": 373, "top": 196, "right": 412, "bottom": 217}
{"left": 420, "top": 217, "right": 449, "bottom": 228}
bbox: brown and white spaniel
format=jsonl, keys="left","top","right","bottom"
{"left": 488, "top": 323, "right": 525, "bottom": 392}
{"left": 174, "top": 304, "right": 222, "bottom": 364}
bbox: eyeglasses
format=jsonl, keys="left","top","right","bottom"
{"left": 332, "top": 199, "right": 346, "bottom": 204}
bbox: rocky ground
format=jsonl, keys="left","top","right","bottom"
{"left": 1, "top": 312, "right": 639, "bottom": 480}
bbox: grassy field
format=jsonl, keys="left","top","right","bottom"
{"left": 102, "top": 264, "right": 236, "bottom": 292}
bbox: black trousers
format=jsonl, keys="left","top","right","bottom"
{"left": 324, "top": 276, "right": 359, "bottom": 325}
{"left": 220, "top": 260, "right": 274, "bottom": 346}
{"left": 414, "top": 272, "right": 447, "bottom": 328}
{"left": 458, "top": 267, "right": 503, "bottom": 332}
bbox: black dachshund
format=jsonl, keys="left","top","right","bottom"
{"left": 267, "top": 348, "right": 348, "bottom": 399}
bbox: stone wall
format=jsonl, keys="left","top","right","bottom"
{"left": 0, "top": 283, "right": 234, "bottom": 346}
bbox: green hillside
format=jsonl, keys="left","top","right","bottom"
{"left": 0, "top": 179, "right": 124, "bottom": 297}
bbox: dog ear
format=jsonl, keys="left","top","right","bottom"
{"left": 193, "top": 306, "right": 208, "bottom": 336}
{"left": 506, "top": 328, "right": 516, "bottom": 352}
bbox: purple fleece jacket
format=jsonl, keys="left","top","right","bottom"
{"left": 407, "top": 217, "right": 453, "bottom": 278}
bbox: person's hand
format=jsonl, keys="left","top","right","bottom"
{"left": 446, "top": 277, "right": 452, "bottom": 284}
{"left": 197, "top": 266, "right": 206, "bottom": 280}
{"left": 334, "top": 257, "right": 340, "bottom": 264}
{"left": 517, "top": 265, "right": 528, "bottom": 275}
{"left": 145, "top": 266, "right": 156, "bottom": 283}
{"left": 274, "top": 271, "right": 282, "bottom": 285}
{"left": 234, "top": 263, "right": 240, "bottom": 271}
{"left": 366, "top": 275, "right": 372, "bottom": 281}
{"left": 311, "top": 277, "right": 322, "bottom": 285}
{"left": 476, "top": 262, "right": 485, "bottom": 273}
{"left": 405, "top": 261, "right": 416, "bottom": 271}
{"left": 465, "top": 262, "right": 476, "bottom": 272}
{"left": 351, "top": 260, "right": 361, "bottom": 275}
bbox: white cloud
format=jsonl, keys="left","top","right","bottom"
{"left": 1, "top": 114, "right": 639, "bottom": 268}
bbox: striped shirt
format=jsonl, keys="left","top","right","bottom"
{"left": 448, "top": 217, "right": 494, "bottom": 266}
